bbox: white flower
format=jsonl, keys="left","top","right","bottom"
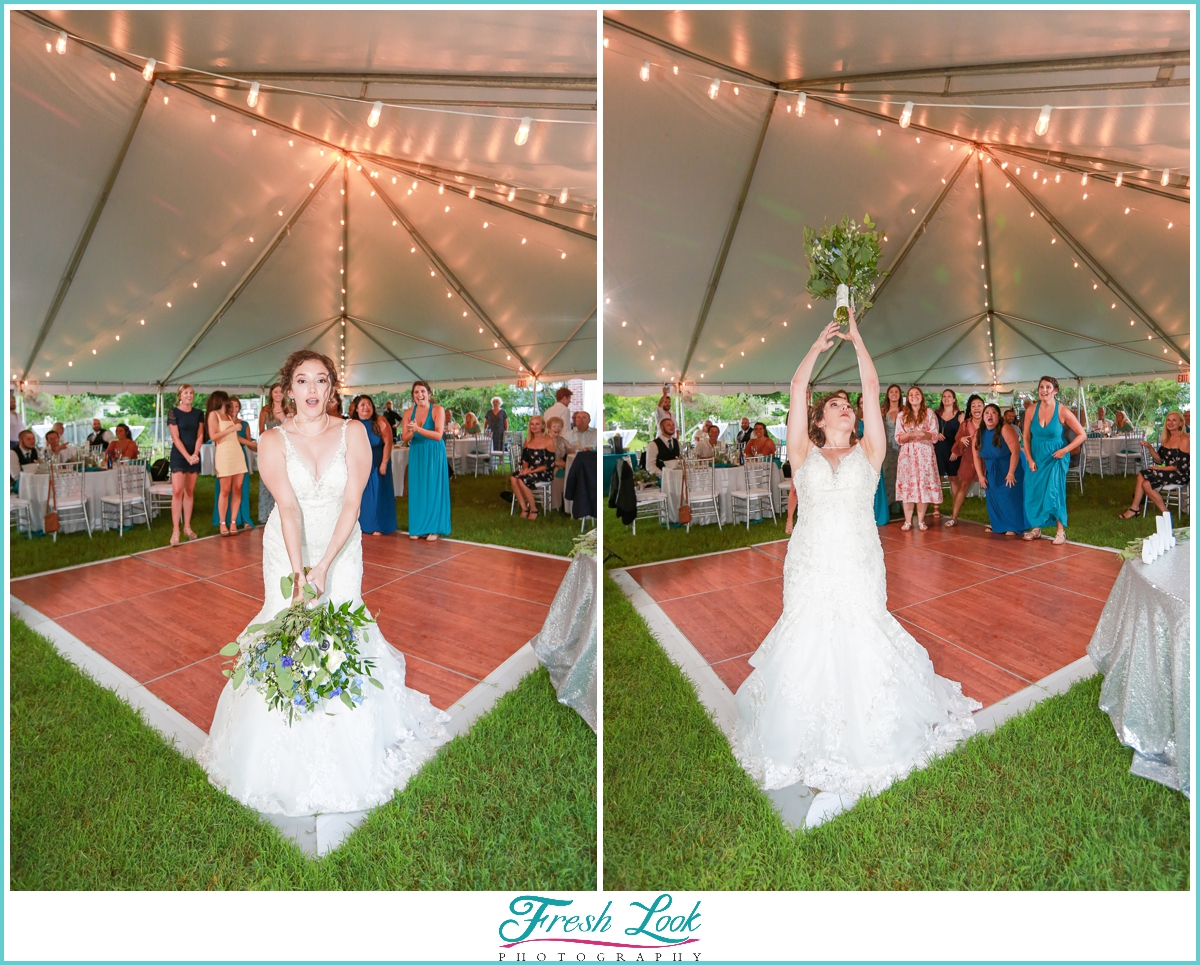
{"left": 326, "top": 649, "right": 346, "bottom": 673}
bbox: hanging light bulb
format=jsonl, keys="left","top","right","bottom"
{"left": 438, "top": 183, "right": 445, "bottom": 195}
{"left": 1054, "top": 171, "right": 1061, "bottom": 183}
{"left": 468, "top": 186, "right": 476, "bottom": 199}
{"left": 247, "top": 82, "right": 260, "bottom": 108}
{"left": 640, "top": 61, "right": 650, "bottom": 82}
{"left": 1080, "top": 173, "right": 1088, "bottom": 186}
{"left": 1035, "top": 104, "right": 1052, "bottom": 136}
{"left": 1115, "top": 172, "right": 1123, "bottom": 187}
{"left": 1161, "top": 168, "right": 1170, "bottom": 186}
{"left": 515, "top": 117, "right": 531, "bottom": 146}
{"left": 367, "top": 101, "right": 383, "bottom": 128}
{"left": 708, "top": 77, "right": 721, "bottom": 99}
{"left": 507, "top": 188, "right": 516, "bottom": 202}
{"left": 796, "top": 92, "right": 806, "bottom": 116}
{"left": 559, "top": 187, "right": 569, "bottom": 204}
{"left": 142, "top": 58, "right": 156, "bottom": 82}
{"left": 899, "top": 101, "right": 913, "bottom": 129}
{"left": 55, "top": 31, "right": 67, "bottom": 55}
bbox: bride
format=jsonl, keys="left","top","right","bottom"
{"left": 734, "top": 310, "right": 979, "bottom": 828}
{"left": 198, "top": 350, "right": 450, "bottom": 816}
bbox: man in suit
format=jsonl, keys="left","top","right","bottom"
{"left": 644, "top": 418, "right": 682, "bottom": 475}
{"left": 14, "top": 429, "right": 39, "bottom": 468}
{"left": 736, "top": 417, "right": 753, "bottom": 445}
{"left": 87, "top": 418, "right": 113, "bottom": 452}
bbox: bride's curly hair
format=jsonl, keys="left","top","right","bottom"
{"left": 808, "top": 392, "right": 857, "bottom": 447}
{"left": 278, "top": 350, "right": 343, "bottom": 417}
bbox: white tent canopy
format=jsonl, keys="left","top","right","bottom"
{"left": 603, "top": 10, "right": 1190, "bottom": 394}
{"left": 11, "top": 9, "right": 597, "bottom": 395}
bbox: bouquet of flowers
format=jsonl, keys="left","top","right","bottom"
{"left": 803, "top": 214, "right": 885, "bottom": 325}
{"left": 219, "top": 573, "right": 382, "bottom": 725}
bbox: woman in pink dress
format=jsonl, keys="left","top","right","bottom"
{"left": 894, "top": 386, "right": 942, "bottom": 530}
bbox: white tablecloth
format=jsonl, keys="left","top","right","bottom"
{"left": 660, "top": 462, "right": 785, "bottom": 524}
{"left": 200, "top": 442, "right": 257, "bottom": 476}
{"left": 1081, "top": 435, "right": 1145, "bottom": 475}
{"left": 390, "top": 448, "right": 409, "bottom": 498}
{"left": 18, "top": 468, "right": 152, "bottom": 533}
{"left": 445, "top": 435, "right": 492, "bottom": 473}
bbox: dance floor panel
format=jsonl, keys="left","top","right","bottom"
{"left": 624, "top": 524, "right": 1121, "bottom": 709}
{"left": 12, "top": 534, "right": 568, "bottom": 731}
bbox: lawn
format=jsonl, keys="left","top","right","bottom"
{"left": 12, "top": 469, "right": 580, "bottom": 578}
{"left": 602, "top": 575, "right": 1190, "bottom": 890}
{"left": 9, "top": 615, "right": 596, "bottom": 889}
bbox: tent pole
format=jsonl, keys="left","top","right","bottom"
{"left": 341, "top": 162, "right": 350, "bottom": 394}
{"left": 1079, "top": 379, "right": 1088, "bottom": 426}
{"left": 976, "top": 151, "right": 1000, "bottom": 388}
{"left": 22, "top": 80, "right": 155, "bottom": 380}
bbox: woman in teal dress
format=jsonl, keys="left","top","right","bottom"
{"left": 971, "top": 403, "right": 1028, "bottom": 536}
{"left": 1020, "top": 375, "right": 1085, "bottom": 544}
{"left": 213, "top": 397, "right": 255, "bottom": 529}
{"left": 351, "top": 394, "right": 397, "bottom": 536}
{"left": 401, "top": 380, "right": 451, "bottom": 541}
{"left": 858, "top": 414, "right": 891, "bottom": 526}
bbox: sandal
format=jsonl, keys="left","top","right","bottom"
{"left": 900, "top": 521, "right": 912, "bottom": 531}
{"left": 984, "top": 525, "right": 993, "bottom": 533}
{"left": 1052, "top": 531, "right": 1067, "bottom": 545}
{"left": 219, "top": 524, "right": 230, "bottom": 537}
{"left": 1022, "top": 528, "right": 1042, "bottom": 541}
{"left": 170, "top": 531, "right": 180, "bottom": 547}
{"left": 426, "top": 534, "right": 439, "bottom": 541}
{"left": 409, "top": 534, "right": 420, "bottom": 540}
{"left": 185, "top": 528, "right": 199, "bottom": 541}
{"left": 918, "top": 521, "right": 929, "bottom": 531}
{"left": 944, "top": 518, "right": 957, "bottom": 528}
{"left": 1117, "top": 509, "right": 1138, "bottom": 520}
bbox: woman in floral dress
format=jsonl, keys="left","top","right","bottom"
{"left": 894, "top": 385, "right": 943, "bottom": 530}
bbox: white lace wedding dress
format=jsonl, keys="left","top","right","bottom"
{"left": 735, "top": 444, "right": 979, "bottom": 797}
{"left": 198, "top": 420, "right": 450, "bottom": 816}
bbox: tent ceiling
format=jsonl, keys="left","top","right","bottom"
{"left": 11, "top": 10, "right": 596, "bottom": 394}
{"left": 603, "top": 10, "right": 1190, "bottom": 393}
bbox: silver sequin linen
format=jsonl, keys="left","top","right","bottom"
{"left": 1087, "top": 543, "right": 1191, "bottom": 798}
{"left": 531, "top": 554, "right": 596, "bottom": 731}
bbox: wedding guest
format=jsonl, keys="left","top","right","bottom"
{"left": 945, "top": 394, "right": 984, "bottom": 526}
{"left": 402, "top": 380, "right": 450, "bottom": 541}
{"left": 207, "top": 391, "right": 247, "bottom": 537}
{"left": 932, "top": 389, "right": 961, "bottom": 521}
{"left": 351, "top": 395, "right": 397, "bottom": 535}
{"left": 168, "top": 384, "right": 204, "bottom": 545}
{"left": 736, "top": 417, "right": 753, "bottom": 445}
{"left": 654, "top": 387, "right": 674, "bottom": 437}
{"left": 895, "top": 385, "right": 942, "bottom": 531}
{"left": 972, "top": 403, "right": 1027, "bottom": 535}
{"left": 9, "top": 393, "right": 23, "bottom": 451}
{"left": 258, "top": 382, "right": 287, "bottom": 523}
{"left": 1021, "top": 375, "right": 1086, "bottom": 544}
{"left": 544, "top": 387, "right": 573, "bottom": 436}
{"left": 43, "top": 430, "right": 77, "bottom": 463}
{"left": 566, "top": 410, "right": 597, "bottom": 451}
{"left": 14, "top": 429, "right": 39, "bottom": 468}
{"left": 87, "top": 418, "right": 113, "bottom": 452}
{"left": 1089, "top": 406, "right": 1113, "bottom": 435}
{"left": 692, "top": 425, "right": 715, "bottom": 459}
{"left": 382, "top": 399, "right": 403, "bottom": 439}
{"left": 1118, "top": 411, "right": 1190, "bottom": 518}
{"left": 744, "top": 422, "right": 777, "bottom": 458}
{"left": 213, "top": 399, "right": 255, "bottom": 530}
{"left": 644, "top": 417, "right": 681, "bottom": 475}
{"left": 462, "top": 411, "right": 482, "bottom": 435}
{"left": 1003, "top": 408, "right": 1017, "bottom": 426}
{"left": 103, "top": 425, "right": 137, "bottom": 463}
{"left": 880, "top": 384, "right": 903, "bottom": 516}
{"left": 547, "top": 415, "right": 574, "bottom": 511}
{"left": 485, "top": 396, "right": 508, "bottom": 456}
{"left": 1112, "top": 411, "right": 1132, "bottom": 433}
{"left": 52, "top": 422, "right": 66, "bottom": 441}
{"left": 510, "top": 414, "right": 556, "bottom": 520}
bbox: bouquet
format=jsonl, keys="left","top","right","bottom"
{"left": 219, "top": 572, "right": 382, "bottom": 725}
{"left": 803, "top": 214, "right": 885, "bottom": 325}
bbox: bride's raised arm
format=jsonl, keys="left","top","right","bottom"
{"left": 306, "top": 420, "right": 372, "bottom": 598}
{"left": 257, "top": 429, "right": 306, "bottom": 598}
{"left": 786, "top": 320, "right": 840, "bottom": 469}
{"left": 839, "top": 307, "right": 885, "bottom": 471}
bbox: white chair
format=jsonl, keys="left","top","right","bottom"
{"left": 1143, "top": 483, "right": 1189, "bottom": 517}
{"left": 683, "top": 457, "right": 721, "bottom": 533}
{"left": 149, "top": 476, "right": 174, "bottom": 515}
{"left": 50, "top": 464, "right": 93, "bottom": 539}
{"left": 1065, "top": 456, "right": 1084, "bottom": 494}
{"left": 100, "top": 462, "right": 151, "bottom": 534}
{"left": 632, "top": 487, "right": 668, "bottom": 536}
{"left": 778, "top": 478, "right": 793, "bottom": 516}
{"left": 10, "top": 496, "right": 34, "bottom": 538}
{"left": 1081, "top": 435, "right": 1106, "bottom": 477}
{"left": 731, "top": 455, "right": 777, "bottom": 529}
{"left": 1115, "top": 431, "right": 1146, "bottom": 476}
{"left": 464, "top": 431, "right": 495, "bottom": 476}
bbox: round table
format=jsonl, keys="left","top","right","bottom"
{"left": 445, "top": 435, "right": 492, "bottom": 474}
{"left": 1081, "top": 433, "right": 1145, "bottom": 475}
{"left": 659, "top": 461, "right": 785, "bottom": 524}
{"left": 18, "top": 467, "right": 153, "bottom": 533}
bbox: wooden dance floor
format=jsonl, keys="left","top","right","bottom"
{"left": 621, "top": 522, "right": 1124, "bottom": 708}
{"left": 11, "top": 531, "right": 569, "bottom": 731}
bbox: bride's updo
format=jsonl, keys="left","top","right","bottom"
{"left": 808, "top": 392, "right": 858, "bottom": 447}
{"left": 278, "top": 350, "right": 343, "bottom": 417}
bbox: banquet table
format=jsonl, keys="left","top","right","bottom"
{"left": 390, "top": 447, "right": 409, "bottom": 498}
{"left": 18, "top": 467, "right": 154, "bottom": 533}
{"left": 1081, "top": 433, "right": 1145, "bottom": 475}
{"left": 659, "top": 461, "right": 785, "bottom": 524}
{"left": 531, "top": 552, "right": 596, "bottom": 731}
{"left": 1087, "top": 541, "right": 1191, "bottom": 797}
{"left": 445, "top": 435, "right": 493, "bottom": 474}
{"left": 200, "top": 442, "right": 258, "bottom": 476}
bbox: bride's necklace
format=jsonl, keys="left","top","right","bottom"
{"left": 292, "top": 412, "right": 329, "bottom": 437}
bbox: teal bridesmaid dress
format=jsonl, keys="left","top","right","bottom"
{"left": 859, "top": 419, "right": 891, "bottom": 526}
{"left": 407, "top": 407, "right": 451, "bottom": 537}
{"left": 1022, "top": 403, "right": 1068, "bottom": 529}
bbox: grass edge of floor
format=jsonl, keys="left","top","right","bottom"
{"left": 602, "top": 573, "right": 1190, "bottom": 891}
{"left": 9, "top": 614, "right": 597, "bottom": 890}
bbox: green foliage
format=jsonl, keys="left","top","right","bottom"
{"left": 115, "top": 393, "right": 159, "bottom": 418}
{"left": 23, "top": 393, "right": 113, "bottom": 424}
{"left": 804, "top": 214, "right": 885, "bottom": 321}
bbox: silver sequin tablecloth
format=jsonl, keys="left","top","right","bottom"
{"left": 531, "top": 554, "right": 597, "bottom": 731}
{"left": 1087, "top": 542, "right": 1191, "bottom": 797}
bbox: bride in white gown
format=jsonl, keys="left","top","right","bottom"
{"left": 734, "top": 311, "right": 979, "bottom": 827}
{"left": 198, "top": 351, "right": 449, "bottom": 816}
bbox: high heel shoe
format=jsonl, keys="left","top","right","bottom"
{"left": 169, "top": 531, "right": 180, "bottom": 547}
{"left": 220, "top": 524, "right": 230, "bottom": 537}
{"left": 185, "top": 528, "right": 199, "bottom": 540}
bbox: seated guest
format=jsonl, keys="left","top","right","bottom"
{"left": 1112, "top": 411, "right": 1133, "bottom": 433}
{"left": 462, "top": 411, "right": 481, "bottom": 435}
{"left": 1118, "top": 411, "right": 1190, "bottom": 518}
{"left": 735, "top": 417, "right": 753, "bottom": 445}
{"left": 1089, "top": 406, "right": 1113, "bottom": 435}
{"left": 443, "top": 410, "right": 461, "bottom": 437}
{"left": 644, "top": 417, "right": 681, "bottom": 475}
{"left": 547, "top": 416, "right": 574, "bottom": 512}
{"left": 87, "top": 418, "right": 113, "bottom": 452}
{"left": 743, "top": 422, "right": 777, "bottom": 458}
{"left": 44, "top": 430, "right": 78, "bottom": 463}
{"left": 566, "top": 410, "right": 597, "bottom": 451}
{"left": 692, "top": 426, "right": 714, "bottom": 459}
{"left": 510, "top": 415, "right": 556, "bottom": 520}
{"left": 14, "top": 429, "right": 39, "bottom": 468}
{"left": 545, "top": 386, "right": 574, "bottom": 437}
{"left": 104, "top": 424, "right": 139, "bottom": 463}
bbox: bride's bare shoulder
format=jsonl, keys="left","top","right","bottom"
{"left": 259, "top": 423, "right": 287, "bottom": 454}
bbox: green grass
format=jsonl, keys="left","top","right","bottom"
{"left": 602, "top": 576, "right": 1190, "bottom": 890}
{"left": 603, "top": 471, "right": 1188, "bottom": 569}
{"left": 10, "top": 615, "right": 596, "bottom": 889}
{"left": 12, "top": 471, "right": 578, "bottom": 577}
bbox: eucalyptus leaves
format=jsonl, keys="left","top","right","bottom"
{"left": 218, "top": 572, "right": 382, "bottom": 725}
{"left": 803, "top": 214, "right": 885, "bottom": 325}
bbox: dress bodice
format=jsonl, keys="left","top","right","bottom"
{"left": 1030, "top": 403, "right": 1065, "bottom": 450}
{"left": 409, "top": 406, "right": 437, "bottom": 447}
{"left": 276, "top": 419, "right": 350, "bottom": 522}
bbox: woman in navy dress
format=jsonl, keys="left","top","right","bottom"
{"left": 971, "top": 403, "right": 1028, "bottom": 536}
{"left": 401, "top": 380, "right": 451, "bottom": 540}
{"left": 351, "top": 394, "right": 397, "bottom": 535}
{"left": 167, "top": 383, "right": 204, "bottom": 546}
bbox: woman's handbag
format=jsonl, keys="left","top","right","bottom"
{"left": 44, "top": 460, "right": 60, "bottom": 534}
{"left": 677, "top": 459, "right": 692, "bottom": 525}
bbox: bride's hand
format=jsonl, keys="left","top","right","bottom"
{"left": 304, "top": 564, "right": 327, "bottom": 599}
{"left": 836, "top": 303, "right": 862, "bottom": 343}
{"left": 813, "top": 320, "right": 840, "bottom": 353}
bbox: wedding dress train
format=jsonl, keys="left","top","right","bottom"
{"left": 198, "top": 420, "right": 450, "bottom": 816}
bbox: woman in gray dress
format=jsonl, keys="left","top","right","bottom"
{"left": 881, "top": 383, "right": 903, "bottom": 517}
{"left": 257, "top": 382, "right": 287, "bottom": 523}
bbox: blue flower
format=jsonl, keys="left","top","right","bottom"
{"left": 281, "top": 656, "right": 294, "bottom": 668}
{"left": 293, "top": 695, "right": 305, "bottom": 706}
{"left": 300, "top": 628, "right": 312, "bottom": 643}
{"left": 351, "top": 694, "right": 364, "bottom": 705}
{"left": 258, "top": 659, "right": 268, "bottom": 671}
{"left": 330, "top": 687, "right": 342, "bottom": 697}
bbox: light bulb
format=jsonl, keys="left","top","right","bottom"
{"left": 438, "top": 183, "right": 445, "bottom": 195}
{"left": 1033, "top": 169, "right": 1039, "bottom": 179}
{"left": 1035, "top": 105, "right": 1052, "bottom": 136}
{"left": 708, "top": 77, "right": 721, "bottom": 99}
{"left": 1015, "top": 166, "right": 1021, "bottom": 175}
{"left": 640, "top": 61, "right": 650, "bottom": 82}
{"left": 163, "top": 96, "right": 168, "bottom": 105}
{"left": 469, "top": 186, "right": 476, "bottom": 199}
{"left": 247, "top": 82, "right": 259, "bottom": 108}
{"left": 55, "top": 31, "right": 67, "bottom": 54}
{"left": 561, "top": 252, "right": 567, "bottom": 259}
{"left": 515, "top": 117, "right": 531, "bottom": 146}
{"left": 1081, "top": 173, "right": 1088, "bottom": 185}
{"left": 796, "top": 93, "right": 806, "bottom": 116}
{"left": 367, "top": 101, "right": 382, "bottom": 128}
{"left": 559, "top": 187, "right": 569, "bottom": 204}
{"left": 507, "top": 188, "right": 516, "bottom": 202}
{"left": 899, "top": 101, "right": 913, "bottom": 128}
{"left": 1161, "top": 168, "right": 1170, "bottom": 186}
{"left": 1055, "top": 172, "right": 1060, "bottom": 183}
{"left": 1115, "top": 173, "right": 1123, "bottom": 187}
{"left": 143, "top": 59, "right": 159, "bottom": 82}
